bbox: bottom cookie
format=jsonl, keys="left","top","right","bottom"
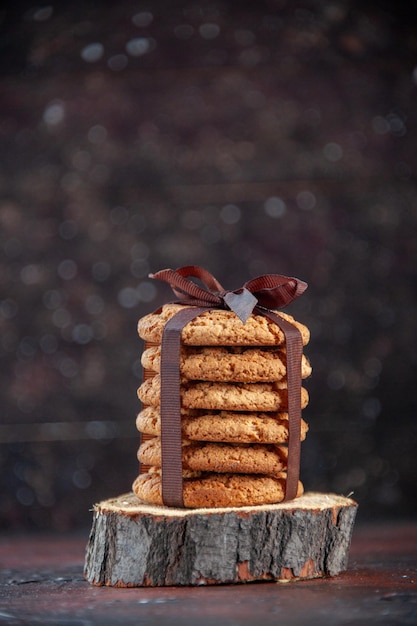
{"left": 132, "top": 469, "right": 304, "bottom": 508}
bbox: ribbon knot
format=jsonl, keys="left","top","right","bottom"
{"left": 150, "top": 265, "right": 307, "bottom": 324}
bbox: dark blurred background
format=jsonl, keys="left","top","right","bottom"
{"left": 1, "top": 0, "right": 416, "bottom": 531}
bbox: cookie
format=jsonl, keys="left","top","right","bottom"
{"left": 136, "top": 406, "right": 308, "bottom": 443}
{"left": 138, "top": 437, "right": 289, "bottom": 474}
{"left": 132, "top": 468, "right": 304, "bottom": 508}
{"left": 137, "top": 375, "right": 309, "bottom": 412}
{"left": 137, "top": 303, "right": 310, "bottom": 347}
{"left": 141, "top": 345, "right": 312, "bottom": 383}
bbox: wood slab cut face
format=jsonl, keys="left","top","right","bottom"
{"left": 84, "top": 492, "right": 358, "bottom": 587}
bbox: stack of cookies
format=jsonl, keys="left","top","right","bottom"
{"left": 132, "top": 303, "right": 311, "bottom": 509}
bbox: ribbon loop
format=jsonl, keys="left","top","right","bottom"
{"left": 244, "top": 274, "right": 307, "bottom": 310}
{"left": 175, "top": 265, "right": 225, "bottom": 292}
{"left": 150, "top": 267, "right": 222, "bottom": 307}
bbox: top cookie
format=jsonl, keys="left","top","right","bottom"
{"left": 137, "top": 303, "right": 310, "bottom": 346}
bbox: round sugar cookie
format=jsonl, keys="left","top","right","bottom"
{"left": 138, "top": 437, "right": 289, "bottom": 475}
{"left": 136, "top": 406, "right": 308, "bottom": 444}
{"left": 137, "top": 375, "right": 309, "bottom": 412}
{"left": 141, "top": 345, "right": 312, "bottom": 383}
{"left": 132, "top": 468, "right": 304, "bottom": 508}
{"left": 137, "top": 303, "right": 310, "bottom": 347}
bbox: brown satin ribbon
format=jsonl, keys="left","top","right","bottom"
{"left": 150, "top": 266, "right": 307, "bottom": 507}
{"left": 160, "top": 306, "right": 208, "bottom": 507}
{"left": 256, "top": 308, "right": 303, "bottom": 501}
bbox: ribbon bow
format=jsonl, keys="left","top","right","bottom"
{"left": 150, "top": 265, "right": 307, "bottom": 323}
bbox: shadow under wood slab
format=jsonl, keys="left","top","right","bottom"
{"left": 84, "top": 492, "right": 357, "bottom": 587}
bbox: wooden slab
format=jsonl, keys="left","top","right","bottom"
{"left": 84, "top": 491, "right": 357, "bottom": 587}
